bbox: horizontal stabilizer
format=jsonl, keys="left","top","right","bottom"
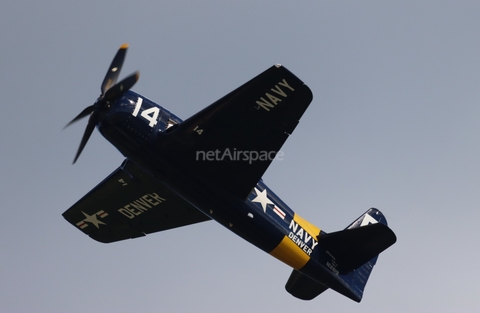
{"left": 285, "top": 270, "right": 328, "bottom": 300}
{"left": 320, "top": 223, "right": 396, "bottom": 273}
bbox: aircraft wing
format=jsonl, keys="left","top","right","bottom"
{"left": 160, "top": 65, "right": 313, "bottom": 199}
{"left": 62, "top": 159, "right": 211, "bottom": 243}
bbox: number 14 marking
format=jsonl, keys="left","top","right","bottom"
{"left": 132, "top": 97, "right": 159, "bottom": 128}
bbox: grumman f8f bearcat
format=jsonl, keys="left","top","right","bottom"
{"left": 63, "top": 44, "right": 396, "bottom": 302}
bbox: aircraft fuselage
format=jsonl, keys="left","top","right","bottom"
{"left": 99, "top": 91, "right": 324, "bottom": 271}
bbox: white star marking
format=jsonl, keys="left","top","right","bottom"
{"left": 252, "top": 188, "right": 274, "bottom": 213}
{"left": 360, "top": 213, "right": 378, "bottom": 227}
{"left": 81, "top": 211, "right": 106, "bottom": 229}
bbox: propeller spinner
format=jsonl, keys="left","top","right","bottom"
{"left": 65, "top": 44, "right": 139, "bottom": 164}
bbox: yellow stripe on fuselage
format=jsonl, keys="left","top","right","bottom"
{"left": 269, "top": 213, "right": 321, "bottom": 269}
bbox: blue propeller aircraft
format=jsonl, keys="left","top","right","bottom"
{"left": 63, "top": 44, "right": 396, "bottom": 302}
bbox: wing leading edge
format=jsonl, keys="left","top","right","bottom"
{"left": 62, "top": 159, "right": 210, "bottom": 243}
{"left": 159, "top": 65, "right": 313, "bottom": 199}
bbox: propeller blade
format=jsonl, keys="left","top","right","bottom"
{"left": 103, "top": 71, "right": 139, "bottom": 101}
{"left": 64, "top": 105, "right": 95, "bottom": 129}
{"left": 101, "top": 43, "right": 129, "bottom": 95}
{"left": 67, "top": 44, "right": 139, "bottom": 163}
{"left": 72, "top": 110, "right": 99, "bottom": 164}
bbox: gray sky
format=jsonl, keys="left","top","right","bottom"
{"left": 1, "top": 1, "right": 479, "bottom": 312}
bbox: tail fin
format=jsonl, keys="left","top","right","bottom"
{"left": 322, "top": 208, "right": 395, "bottom": 273}
{"left": 285, "top": 208, "right": 396, "bottom": 302}
{"left": 320, "top": 208, "right": 396, "bottom": 301}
